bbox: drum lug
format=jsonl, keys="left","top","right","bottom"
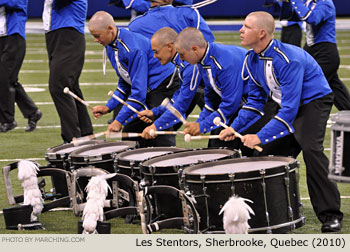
{"left": 228, "top": 173, "right": 236, "bottom": 195}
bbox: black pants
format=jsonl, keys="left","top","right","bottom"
{"left": 281, "top": 24, "right": 302, "bottom": 47}
{"left": 253, "top": 94, "right": 343, "bottom": 223}
{"left": 0, "top": 34, "right": 38, "bottom": 123}
{"left": 45, "top": 28, "right": 93, "bottom": 143}
{"left": 304, "top": 42, "right": 350, "bottom": 111}
{"left": 122, "top": 74, "right": 180, "bottom": 147}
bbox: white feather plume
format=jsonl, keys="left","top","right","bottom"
{"left": 219, "top": 195, "right": 255, "bottom": 234}
{"left": 17, "top": 160, "right": 44, "bottom": 221}
{"left": 82, "top": 173, "right": 115, "bottom": 234}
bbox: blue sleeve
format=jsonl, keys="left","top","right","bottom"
{"left": 281, "top": 0, "right": 332, "bottom": 25}
{"left": 257, "top": 61, "right": 303, "bottom": 144}
{"left": 199, "top": 69, "right": 243, "bottom": 134}
{"left": 231, "top": 79, "right": 266, "bottom": 133}
{"left": 115, "top": 49, "right": 149, "bottom": 125}
{"left": 0, "top": 0, "right": 26, "bottom": 10}
{"left": 154, "top": 64, "right": 200, "bottom": 130}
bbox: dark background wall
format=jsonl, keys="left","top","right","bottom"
{"left": 28, "top": 0, "right": 350, "bottom": 19}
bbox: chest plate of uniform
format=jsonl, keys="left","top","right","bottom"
{"left": 114, "top": 49, "right": 132, "bottom": 85}
{"left": 264, "top": 59, "right": 282, "bottom": 105}
{"left": 43, "top": 0, "right": 53, "bottom": 32}
{"left": 202, "top": 65, "right": 221, "bottom": 96}
{"left": 0, "top": 7, "right": 7, "bottom": 36}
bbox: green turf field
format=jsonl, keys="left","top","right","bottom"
{"left": 0, "top": 28, "right": 349, "bottom": 234}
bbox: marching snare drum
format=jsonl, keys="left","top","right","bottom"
{"left": 183, "top": 156, "right": 305, "bottom": 234}
{"left": 45, "top": 140, "right": 103, "bottom": 198}
{"left": 115, "top": 146, "right": 187, "bottom": 181}
{"left": 69, "top": 141, "right": 138, "bottom": 172}
{"left": 329, "top": 111, "right": 350, "bottom": 183}
{"left": 140, "top": 148, "right": 240, "bottom": 220}
{"left": 45, "top": 140, "right": 103, "bottom": 171}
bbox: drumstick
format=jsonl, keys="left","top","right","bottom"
{"left": 107, "top": 91, "right": 141, "bottom": 115}
{"left": 160, "top": 98, "right": 188, "bottom": 124}
{"left": 213, "top": 117, "right": 263, "bottom": 152}
{"left": 106, "top": 132, "right": 142, "bottom": 139}
{"left": 149, "top": 129, "right": 184, "bottom": 137}
{"left": 63, "top": 87, "right": 93, "bottom": 110}
{"left": 71, "top": 131, "right": 106, "bottom": 146}
{"left": 184, "top": 134, "right": 220, "bottom": 142}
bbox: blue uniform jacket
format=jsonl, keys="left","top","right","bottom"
{"left": 105, "top": 28, "right": 174, "bottom": 125}
{"left": 0, "top": 0, "right": 27, "bottom": 39}
{"left": 280, "top": 0, "right": 336, "bottom": 46}
{"left": 128, "top": 4, "right": 214, "bottom": 42}
{"left": 152, "top": 53, "right": 201, "bottom": 130}
{"left": 197, "top": 43, "right": 248, "bottom": 134}
{"left": 42, "top": 0, "right": 87, "bottom": 34}
{"left": 231, "top": 39, "right": 332, "bottom": 144}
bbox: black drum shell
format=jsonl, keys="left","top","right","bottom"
{"left": 115, "top": 146, "right": 187, "bottom": 181}
{"left": 329, "top": 112, "right": 350, "bottom": 183}
{"left": 183, "top": 156, "right": 303, "bottom": 233}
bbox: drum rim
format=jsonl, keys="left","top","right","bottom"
{"left": 140, "top": 147, "right": 239, "bottom": 168}
{"left": 115, "top": 146, "right": 188, "bottom": 161}
{"left": 69, "top": 140, "right": 138, "bottom": 158}
{"left": 45, "top": 140, "right": 104, "bottom": 160}
{"left": 183, "top": 156, "right": 298, "bottom": 181}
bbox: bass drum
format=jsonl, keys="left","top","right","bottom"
{"left": 183, "top": 156, "right": 305, "bottom": 233}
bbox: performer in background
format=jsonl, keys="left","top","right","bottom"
{"left": 0, "top": 0, "right": 42, "bottom": 133}
{"left": 89, "top": 11, "right": 178, "bottom": 147}
{"left": 281, "top": 0, "right": 350, "bottom": 111}
{"left": 220, "top": 11, "right": 342, "bottom": 233}
{"left": 43, "top": 0, "right": 93, "bottom": 143}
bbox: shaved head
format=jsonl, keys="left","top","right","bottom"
{"left": 246, "top": 11, "right": 275, "bottom": 37}
{"left": 152, "top": 27, "right": 178, "bottom": 46}
{"left": 175, "top": 27, "right": 207, "bottom": 51}
{"left": 88, "top": 11, "right": 115, "bottom": 31}
{"left": 88, "top": 11, "right": 117, "bottom": 47}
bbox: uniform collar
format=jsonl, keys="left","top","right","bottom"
{"left": 109, "top": 27, "right": 120, "bottom": 48}
{"left": 149, "top": 4, "right": 172, "bottom": 10}
{"left": 199, "top": 42, "right": 210, "bottom": 65}
{"left": 171, "top": 52, "right": 179, "bottom": 65}
{"left": 258, "top": 39, "right": 274, "bottom": 57}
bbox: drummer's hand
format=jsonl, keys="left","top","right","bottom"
{"left": 183, "top": 122, "right": 200, "bottom": 136}
{"left": 92, "top": 105, "right": 109, "bottom": 118}
{"left": 107, "top": 120, "right": 122, "bottom": 132}
{"left": 141, "top": 124, "right": 157, "bottom": 139}
{"left": 219, "top": 128, "right": 236, "bottom": 141}
{"left": 138, "top": 110, "right": 154, "bottom": 124}
{"left": 241, "top": 134, "right": 261, "bottom": 149}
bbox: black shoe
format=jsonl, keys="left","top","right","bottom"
{"left": 25, "top": 109, "right": 42, "bottom": 132}
{"left": 321, "top": 217, "right": 342, "bottom": 233}
{"left": 0, "top": 121, "right": 17, "bottom": 133}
